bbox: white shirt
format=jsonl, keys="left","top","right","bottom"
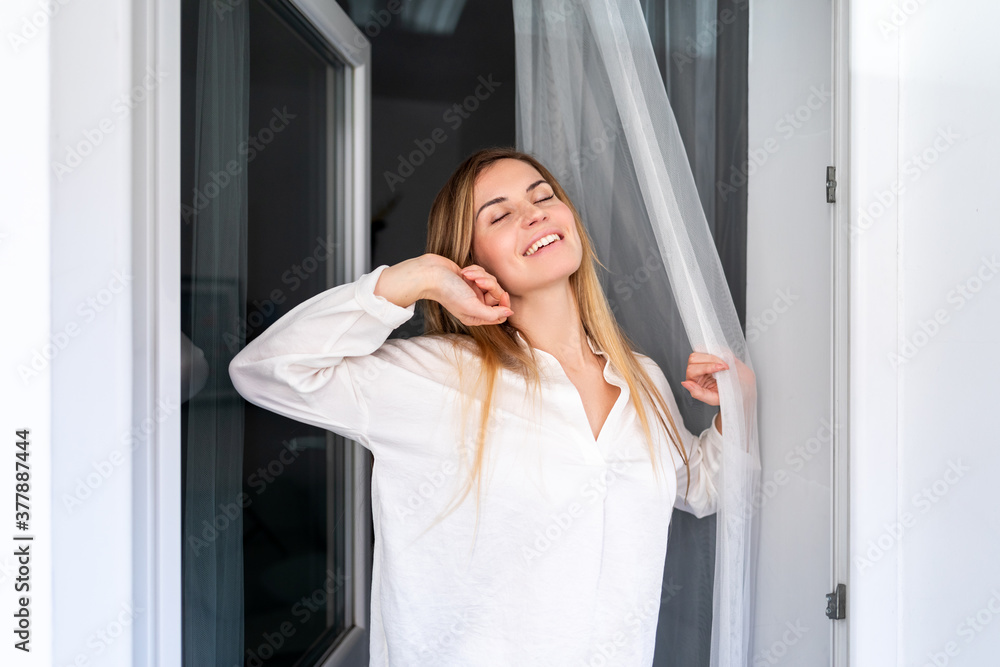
{"left": 229, "top": 264, "right": 723, "bottom": 666}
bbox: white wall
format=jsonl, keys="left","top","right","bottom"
{"left": 48, "top": 0, "right": 140, "bottom": 665}
{"left": 849, "top": 1, "right": 1000, "bottom": 665}
{"left": 2, "top": 0, "right": 141, "bottom": 665}
{"left": 1, "top": 1, "right": 53, "bottom": 665}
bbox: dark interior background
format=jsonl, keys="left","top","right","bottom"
{"left": 333, "top": 0, "right": 746, "bottom": 338}
{"left": 334, "top": 0, "right": 517, "bottom": 340}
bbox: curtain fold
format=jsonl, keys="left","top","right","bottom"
{"left": 512, "top": 2, "right": 761, "bottom": 665}
{"left": 183, "top": 0, "right": 249, "bottom": 664}
{"left": 644, "top": 1, "right": 750, "bottom": 663}
{"left": 641, "top": 0, "right": 718, "bottom": 234}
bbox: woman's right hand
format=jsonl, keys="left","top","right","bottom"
{"left": 428, "top": 256, "right": 514, "bottom": 327}
{"left": 375, "top": 254, "right": 514, "bottom": 327}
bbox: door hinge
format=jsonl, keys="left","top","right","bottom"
{"left": 826, "top": 583, "right": 846, "bottom": 620}
{"left": 826, "top": 166, "right": 837, "bottom": 203}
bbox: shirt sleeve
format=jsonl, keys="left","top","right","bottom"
{"left": 639, "top": 355, "right": 724, "bottom": 518}
{"left": 228, "top": 264, "right": 416, "bottom": 451}
{"left": 672, "top": 411, "right": 724, "bottom": 518}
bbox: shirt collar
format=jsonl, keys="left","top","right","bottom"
{"left": 513, "top": 329, "right": 606, "bottom": 357}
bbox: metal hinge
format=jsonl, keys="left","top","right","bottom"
{"left": 826, "top": 166, "right": 837, "bottom": 203}
{"left": 826, "top": 583, "right": 846, "bottom": 619}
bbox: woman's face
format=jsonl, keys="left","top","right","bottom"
{"left": 470, "top": 158, "right": 583, "bottom": 296}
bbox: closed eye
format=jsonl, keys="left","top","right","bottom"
{"left": 490, "top": 195, "right": 555, "bottom": 224}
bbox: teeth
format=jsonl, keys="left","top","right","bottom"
{"left": 524, "top": 234, "right": 560, "bottom": 256}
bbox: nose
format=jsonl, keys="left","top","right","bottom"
{"left": 518, "top": 199, "right": 547, "bottom": 227}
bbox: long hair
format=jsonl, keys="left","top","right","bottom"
{"left": 411, "top": 147, "right": 692, "bottom": 550}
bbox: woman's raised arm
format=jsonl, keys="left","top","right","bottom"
{"left": 228, "top": 257, "right": 437, "bottom": 450}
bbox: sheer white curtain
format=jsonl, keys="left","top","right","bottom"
{"left": 512, "top": 2, "right": 761, "bottom": 665}
{"left": 641, "top": 0, "right": 718, "bottom": 231}
{"left": 183, "top": 0, "right": 249, "bottom": 663}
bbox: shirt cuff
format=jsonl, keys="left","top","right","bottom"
{"left": 354, "top": 264, "right": 417, "bottom": 328}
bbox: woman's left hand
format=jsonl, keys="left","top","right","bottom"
{"left": 681, "top": 352, "right": 729, "bottom": 406}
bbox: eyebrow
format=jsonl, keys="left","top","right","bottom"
{"left": 476, "top": 179, "right": 548, "bottom": 221}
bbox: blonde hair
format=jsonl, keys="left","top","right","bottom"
{"left": 412, "top": 147, "right": 692, "bottom": 549}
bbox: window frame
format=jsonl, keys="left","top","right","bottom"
{"left": 134, "top": 0, "right": 372, "bottom": 663}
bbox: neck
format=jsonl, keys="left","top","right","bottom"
{"left": 508, "top": 279, "right": 596, "bottom": 370}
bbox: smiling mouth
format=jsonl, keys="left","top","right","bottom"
{"left": 523, "top": 233, "right": 563, "bottom": 257}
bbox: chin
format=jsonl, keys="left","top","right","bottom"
{"left": 512, "top": 254, "right": 580, "bottom": 290}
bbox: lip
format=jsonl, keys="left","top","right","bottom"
{"left": 522, "top": 230, "right": 565, "bottom": 257}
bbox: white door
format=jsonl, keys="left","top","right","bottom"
{"left": 746, "top": 0, "right": 846, "bottom": 665}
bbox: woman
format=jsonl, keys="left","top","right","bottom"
{"left": 229, "top": 147, "right": 730, "bottom": 666}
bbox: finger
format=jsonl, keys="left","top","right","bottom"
{"left": 469, "top": 275, "right": 508, "bottom": 306}
{"left": 687, "top": 361, "right": 728, "bottom": 380}
{"left": 462, "top": 276, "right": 496, "bottom": 306}
{"left": 686, "top": 376, "right": 718, "bottom": 391}
{"left": 460, "top": 265, "right": 483, "bottom": 277}
{"left": 467, "top": 296, "right": 510, "bottom": 318}
{"left": 462, "top": 265, "right": 500, "bottom": 289}
{"left": 460, "top": 268, "right": 489, "bottom": 293}
{"left": 459, "top": 273, "right": 490, "bottom": 302}
{"left": 689, "top": 360, "right": 728, "bottom": 372}
{"left": 688, "top": 352, "right": 728, "bottom": 366}
{"left": 681, "top": 380, "right": 720, "bottom": 406}
{"left": 464, "top": 303, "right": 513, "bottom": 326}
